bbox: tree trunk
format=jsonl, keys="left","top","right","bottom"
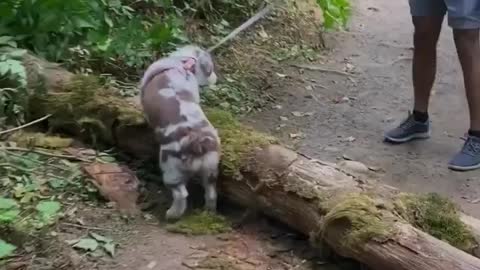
{"left": 9, "top": 51, "right": 480, "bottom": 270}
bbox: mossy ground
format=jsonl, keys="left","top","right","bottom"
{"left": 394, "top": 192, "right": 476, "bottom": 252}
{"left": 165, "top": 210, "right": 232, "bottom": 236}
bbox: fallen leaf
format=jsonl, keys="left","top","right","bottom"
{"left": 103, "top": 242, "right": 116, "bottom": 257}
{"left": 291, "top": 111, "right": 303, "bottom": 117}
{"left": 279, "top": 116, "right": 288, "bottom": 121}
{"left": 289, "top": 133, "right": 304, "bottom": 139}
{"left": 72, "top": 238, "right": 99, "bottom": 252}
{"left": 90, "top": 232, "right": 112, "bottom": 243}
{"left": 83, "top": 163, "right": 140, "bottom": 214}
{"left": 276, "top": 73, "right": 287, "bottom": 78}
{"left": 36, "top": 201, "right": 61, "bottom": 223}
{"left": 147, "top": 261, "right": 158, "bottom": 269}
{"left": 469, "top": 198, "right": 480, "bottom": 204}
{"left": 341, "top": 136, "right": 356, "bottom": 142}
{"left": 64, "top": 147, "right": 96, "bottom": 160}
{"left": 258, "top": 28, "right": 269, "bottom": 39}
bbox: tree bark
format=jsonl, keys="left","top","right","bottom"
{"left": 9, "top": 52, "right": 480, "bottom": 270}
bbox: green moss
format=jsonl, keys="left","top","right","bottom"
{"left": 321, "top": 193, "right": 393, "bottom": 250}
{"left": 29, "top": 74, "right": 144, "bottom": 144}
{"left": 165, "top": 210, "right": 231, "bottom": 235}
{"left": 205, "top": 108, "right": 277, "bottom": 177}
{"left": 394, "top": 192, "right": 476, "bottom": 252}
{"left": 10, "top": 131, "right": 73, "bottom": 149}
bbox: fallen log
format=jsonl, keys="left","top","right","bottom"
{"left": 8, "top": 51, "right": 480, "bottom": 270}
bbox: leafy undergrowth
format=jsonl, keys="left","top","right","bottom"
{"left": 0, "top": 138, "right": 119, "bottom": 265}
{"left": 166, "top": 210, "right": 232, "bottom": 236}
{"left": 200, "top": 0, "right": 331, "bottom": 115}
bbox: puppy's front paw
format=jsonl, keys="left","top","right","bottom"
{"left": 165, "top": 208, "right": 184, "bottom": 221}
{"left": 204, "top": 200, "right": 217, "bottom": 213}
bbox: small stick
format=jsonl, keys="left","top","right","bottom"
{"left": 208, "top": 4, "right": 274, "bottom": 52}
{"left": 291, "top": 64, "right": 351, "bottom": 76}
{"left": 61, "top": 222, "right": 111, "bottom": 231}
{"left": 1, "top": 146, "right": 93, "bottom": 163}
{"left": 0, "top": 114, "right": 52, "bottom": 135}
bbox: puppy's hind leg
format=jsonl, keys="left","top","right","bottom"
{"left": 200, "top": 167, "right": 218, "bottom": 213}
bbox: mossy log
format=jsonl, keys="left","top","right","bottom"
{"left": 10, "top": 52, "right": 480, "bottom": 270}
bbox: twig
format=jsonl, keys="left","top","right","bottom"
{"left": 61, "top": 222, "right": 111, "bottom": 231}
{"left": 291, "top": 64, "right": 351, "bottom": 76}
{"left": 379, "top": 42, "right": 413, "bottom": 50}
{"left": 389, "top": 56, "right": 412, "bottom": 66}
{"left": 0, "top": 114, "right": 52, "bottom": 135}
{"left": 0, "top": 147, "right": 93, "bottom": 163}
{"left": 208, "top": 4, "right": 274, "bottom": 52}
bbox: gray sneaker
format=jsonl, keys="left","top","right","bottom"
{"left": 384, "top": 112, "right": 430, "bottom": 143}
{"left": 448, "top": 135, "right": 480, "bottom": 171}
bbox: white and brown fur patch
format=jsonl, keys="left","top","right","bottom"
{"left": 140, "top": 45, "right": 220, "bottom": 220}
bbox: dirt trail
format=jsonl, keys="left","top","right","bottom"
{"left": 250, "top": 0, "right": 480, "bottom": 218}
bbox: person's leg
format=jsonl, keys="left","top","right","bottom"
{"left": 446, "top": 1, "right": 480, "bottom": 171}
{"left": 412, "top": 16, "right": 445, "bottom": 115}
{"left": 384, "top": 0, "right": 446, "bottom": 143}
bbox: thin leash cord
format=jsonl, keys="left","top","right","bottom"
{"left": 207, "top": 3, "right": 274, "bottom": 53}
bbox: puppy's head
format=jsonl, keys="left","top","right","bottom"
{"left": 170, "top": 45, "right": 218, "bottom": 87}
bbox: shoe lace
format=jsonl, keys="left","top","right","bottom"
{"left": 398, "top": 113, "right": 417, "bottom": 130}
{"left": 461, "top": 137, "right": 480, "bottom": 156}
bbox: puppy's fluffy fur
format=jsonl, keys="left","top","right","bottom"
{"left": 140, "top": 45, "right": 220, "bottom": 220}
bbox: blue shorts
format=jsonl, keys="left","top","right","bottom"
{"left": 409, "top": 0, "right": 480, "bottom": 29}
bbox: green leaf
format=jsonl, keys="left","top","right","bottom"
{"left": 103, "top": 242, "right": 115, "bottom": 257}
{"left": 0, "top": 36, "right": 14, "bottom": 45}
{"left": 72, "top": 238, "right": 98, "bottom": 252}
{"left": 104, "top": 14, "right": 113, "bottom": 28}
{"left": 48, "top": 178, "right": 67, "bottom": 189}
{"left": 0, "top": 239, "right": 16, "bottom": 259}
{"left": 90, "top": 232, "right": 112, "bottom": 243}
{"left": 36, "top": 201, "right": 61, "bottom": 222}
{"left": 6, "top": 49, "right": 26, "bottom": 59}
{"left": 0, "top": 198, "right": 18, "bottom": 209}
{"left": 0, "top": 209, "right": 20, "bottom": 223}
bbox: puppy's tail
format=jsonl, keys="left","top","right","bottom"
{"left": 181, "top": 130, "right": 219, "bottom": 159}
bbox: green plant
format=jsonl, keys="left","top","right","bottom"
{"left": 0, "top": 0, "right": 190, "bottom": 78}
{"left": 67, "top": 232, "right": 116, "bottom": 257}
{"left": 0, "top": 239, "right": 16, "bottom": 260}
{"left": 0, "top": 36, "right": 28, "bottom": 127}
{"left": 316, "top": 0, "right": 351, "bottom": 29}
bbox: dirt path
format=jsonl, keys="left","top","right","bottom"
{"left": 250, "top": 0, "right": 480, "bottom": 217}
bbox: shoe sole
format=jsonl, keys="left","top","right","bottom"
{"left": 448, "top": 163, "right": 480, "bottom": 172}
{"left": 384, "top": 132, "right": 431, "bottom": 144}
